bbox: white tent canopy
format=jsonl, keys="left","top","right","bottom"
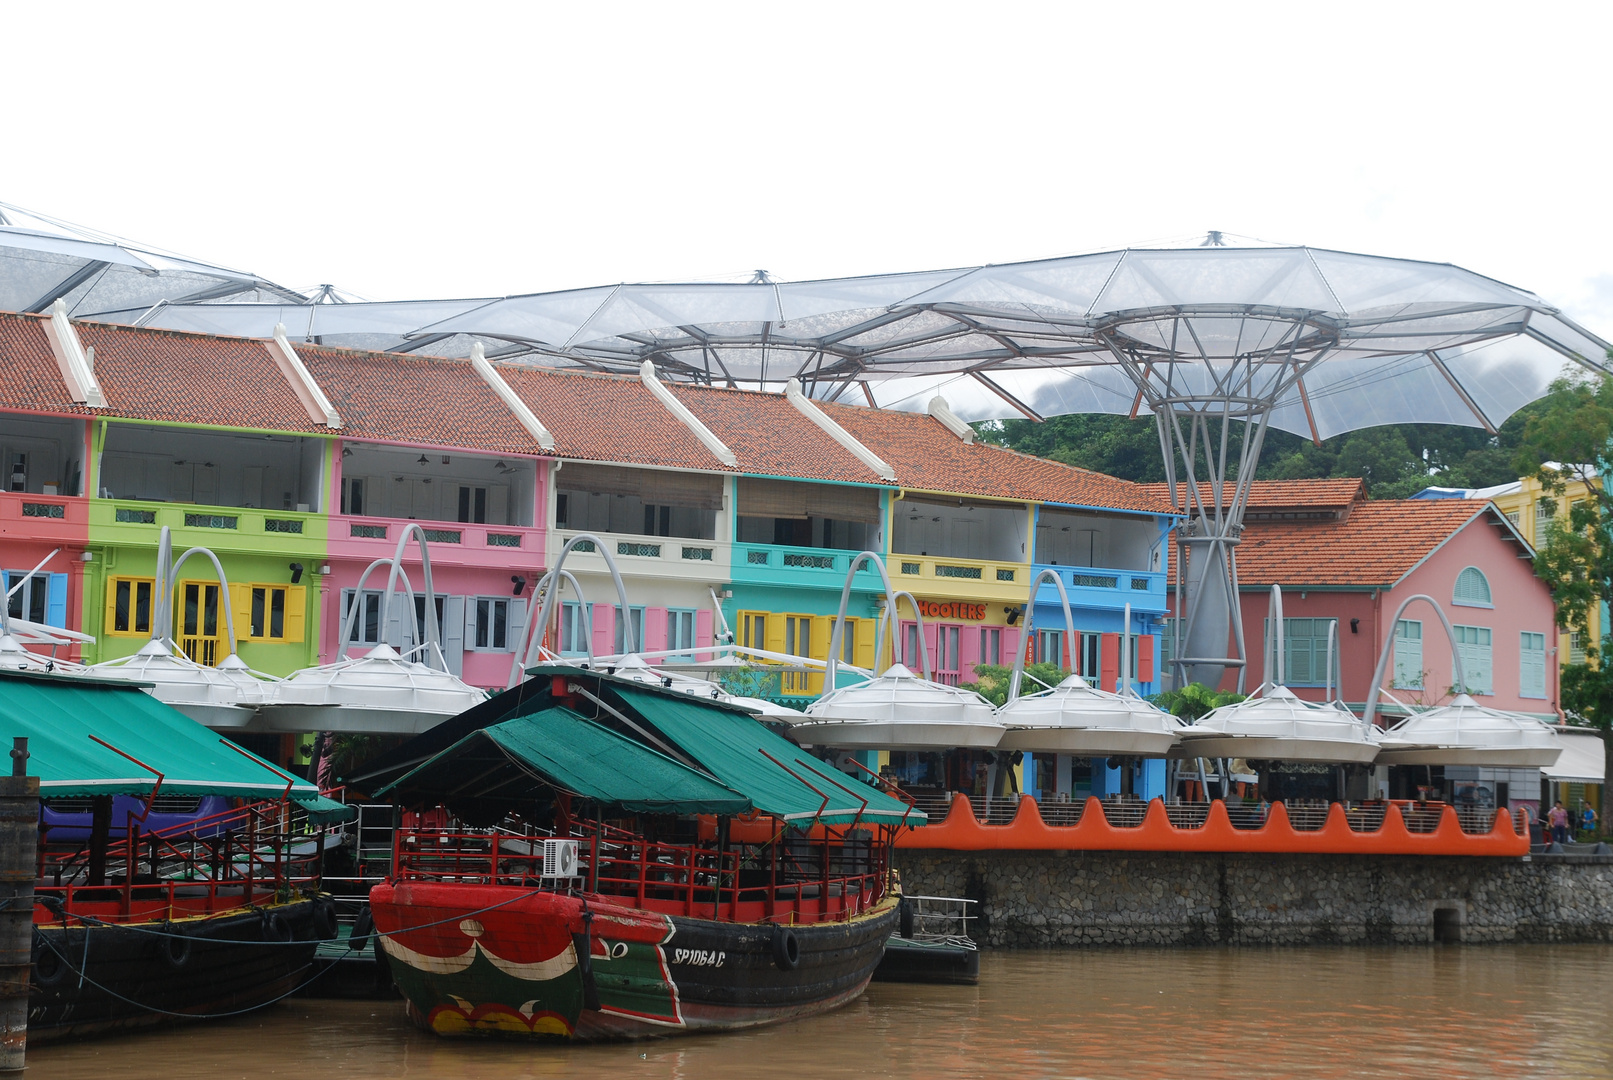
{"left": 997, "top": 674, "right": 1182, "bottom": 757}
{"left": 255, "top": 643, "right": 487, "bottom": 735}
{"left": 793, "top": 664, "right": 1003, "bottom": 750}
{"left": 1179, "top": 686, "right": 1380, "bottom": 765}
{"left": 1543, "top": 732, "right": 1606, "bottom": 783}
{"left": 1376, "top": 695, "right": 1563, "bottom": 768}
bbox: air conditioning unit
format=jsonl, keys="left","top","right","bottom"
{"left": 542, "top": 839, "right": 580, "bottom": 880}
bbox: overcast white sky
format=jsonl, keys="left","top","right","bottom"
{"left": 3, "top": 2, "right": 1610, "bottom": 333}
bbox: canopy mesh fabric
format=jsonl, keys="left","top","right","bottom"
{"left": 90, "top": 245, "right": 1609, "bottom": 438}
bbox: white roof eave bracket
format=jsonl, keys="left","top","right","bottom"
{"left": 471, "top": 342, "right": 555, "bottom": 451}
{"left": 639, "top": 360, "right": 738, "bottom": 467}
{"left": 928, "top": 394, "right": 976, "bottom": 442}
{"left": 267, "top": 324, "right": 342, "bottom": 428}
{"left": 42, "top": 299, "right": 106, "bottom": 407}
{"left": 786, "top": 378, "right": 897, "bottom": 481}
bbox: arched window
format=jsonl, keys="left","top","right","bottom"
{"left": 1453, "top": 566, "right": 1492, "bottom": 607}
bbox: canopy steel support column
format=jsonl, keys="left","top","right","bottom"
{"left": 1100, "top": 311, "right": 1332, "bottom": 692}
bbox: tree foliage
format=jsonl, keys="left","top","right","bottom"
{"left": 978, "top": 409, "right": 1541, "bottom": 499}
{"left": 1511, "top": 370, "right": 1613, "bottom": 838}
{"left": 1150, "top": 682, "right": 1246, "bottom": 722}
{"left": 962, "top": 662, "right": 1070, "bottom": 707}
{"left": 1514, "top": 373, "right": 1613, "bottom": 649}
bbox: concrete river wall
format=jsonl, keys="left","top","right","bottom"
{"left": 894, "top": 850, "right": 1613, "bottom": 946}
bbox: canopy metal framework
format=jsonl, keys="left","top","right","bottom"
{"left": 0, "top": 202, "right": 306, "bottom": 318}
{"left": 10, "top": 214, "right": 1606, "bottom": 686}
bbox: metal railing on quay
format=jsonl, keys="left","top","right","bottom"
{"left": 1097, "top": 799, "right": 1148, "bottom": 828}
{"left": 1456, "top": 807, "right": 1503, "bottom": 836}
{"left": 1038, "top": 800, "right": 1085, "bottom": 827}
{"left": 1164, "top": 803, "right": 1209, "bottom": 830}
{"left": 914, "top": 793, "right": 1525, "bottom": 846}
{"left": 1401, "top": 805, "right": 1445, "bottom": 834}
{"left": 1345, "top": 804, "right": 1387, "bottom": 833}
{"left": 906, "top": 791, "right": 956, "bottom": 823}
{"left": 1284, "top": 804, "right": 1331, "bottom": 832}
{"left": 972, "top": 796, "right": 1023, "bottom": 825}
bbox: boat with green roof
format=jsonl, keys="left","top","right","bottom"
{"left": 2, "top": 667, "right": 351, "bottom": 1040}
{"left": 361, "top": 664, "right": 924, "bottom": 1041}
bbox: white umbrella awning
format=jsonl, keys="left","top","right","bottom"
{"left": 0, "top": 634, "right": 84, "bottom": 674}
{"left": 257, "top": 644, "right": 487, "bottom": 735}
{"left": 1376, "top": 695, "right": 1563, "bottom": 768}
{"left": 551, "top": 655, "right": 807, "bottom": 721}
{"left": 997, "top": 675, "right": 1182, "bottom": 756}
{"left": 90, "top": 641, "right": 272, "bottom": 729}
{"left": 1181, "top": 687, "right": 1379, "bottom": 764}
{"left": 1543, "top": 732, "right": 1605, "bottom": 783}
{"left": 793, "top": 664, "right": 1003, "bottom": 750}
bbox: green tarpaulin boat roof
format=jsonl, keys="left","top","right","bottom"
{"left": 376, "top": 705, "right": 751, "bottom": 816}
{"left": 0, "top": 668, "right": 324, "bottom": 801}
{"left": 358, "top": 667, "right": 923, "bottom": 828}
{"left": 610, "top": 684, "right": 921, "bottom": 826}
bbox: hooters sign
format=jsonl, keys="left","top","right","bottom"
{"left": 917, "top": 600, "right": 987, "bottom": 621}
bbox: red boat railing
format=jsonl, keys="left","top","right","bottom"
{"left": 392, "top": 818, "right": 895, "bottom": 926}
{"left": 35, "top": 797, "right": 329, "bottom": 925}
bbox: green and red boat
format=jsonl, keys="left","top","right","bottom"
{"left": 362, "top": 666, "right": 922, "bottom": 1040}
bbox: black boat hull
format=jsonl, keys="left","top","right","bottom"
{"left": 873, "top": 936, "right": 980, "bottom": 985}
{"left": 373, "top": 881, "right": 898, "bottom": 1041}
{"left": 29, "top": 897, "right": 323, "bottom": 1041}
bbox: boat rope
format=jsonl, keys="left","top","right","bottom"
{"left": 31, "top": 930, "right": 335, "bottom": 1020}
{"left": 35, "top": 889, "right": 537, "bottom": 945}
{"left": 29, "top": 890, "right": 550, "bottom": 1021}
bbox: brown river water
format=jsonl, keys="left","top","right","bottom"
{"left": 24, "top": 946, "right": 1613, "bottom": 1080}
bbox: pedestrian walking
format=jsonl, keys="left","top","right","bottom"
{"left": 1548, "top": 800, "right": 1570, "bottom": 844}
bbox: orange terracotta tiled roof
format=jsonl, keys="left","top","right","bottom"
{"left": 0, "top": 312, "right": 322, "bottom": 431}
{"left": 499, "top": 367, "right": 730, "bottom": 470}
{"left": 297, "top": 345, "right": 542, "bottom": 455}
{"left": 1141, "top": 477, "right": 1367, "bottom": 512}
{"left": 0, "top": 313, "right": 79, "bottom": 414}
{"left": 1170, "top": 500, "right": 1500, "bottom": 588}
{"left": 670, "top": 384, "right": 883, "bottom": 485}
{"left": 78, "top": 322, "right": 322, "bottom": 432}
{"left": 820, "top": 401, "right": 1172, "bottom": 513}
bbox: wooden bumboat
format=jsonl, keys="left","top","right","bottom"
{"left": 363, "top": 666, "right": 921, "bottom": 1041}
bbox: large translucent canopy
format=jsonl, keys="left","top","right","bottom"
{"left": 0, "top": 202, "right": 304, "bottom": 318}
{"left": 70, "top": 241, "right": 1613, "bottom": 438}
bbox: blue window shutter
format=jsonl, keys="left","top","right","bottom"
{"left": 46, "top": 573, "right": 68, "bottom": 628}
{"left": 1520, "top": 632, "right": 1546, "bottom": 698}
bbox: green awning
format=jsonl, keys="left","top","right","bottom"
{"left": 377, "top": 705, "right": 752, "bottom": 817}
{"left": 0, "top": 668, "right": 321, "bottom": 801}
{"left": 294, "top": 793, "right": 359, "bottom": 824}
{"left": 610, "top": 685, "right": 924, "bottom": 827}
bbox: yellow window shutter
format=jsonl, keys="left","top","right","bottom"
{"left": 228, "top": 583, "right": 252, "bottom": 640}
{"left": 809, "top": 616, "right": 831, "bottom": 661}
{"left": 854, "top": 618, "right": 876, "bottom": 670}
{"left": 765, "top": 613, "right": 786, "bottom": 657}
{"left": 283, "top": 585, "right": 307, "bottom": 644}
{"left": 809, "top": 616, "right": 831, "bottom": 694}
{"left": 104, "top": 577, "right": 118, "bottom": 635}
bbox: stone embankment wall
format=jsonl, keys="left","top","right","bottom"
{"left": 895, "top": 850, "right": 1613, "bottom": 946}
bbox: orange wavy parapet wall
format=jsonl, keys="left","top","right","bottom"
{"left": 895, "top": 795, "right": 1529, "bottom": 857}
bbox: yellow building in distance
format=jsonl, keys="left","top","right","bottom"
{"left": 1481, "top": 464, "right": 1603, "bottom": 668}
